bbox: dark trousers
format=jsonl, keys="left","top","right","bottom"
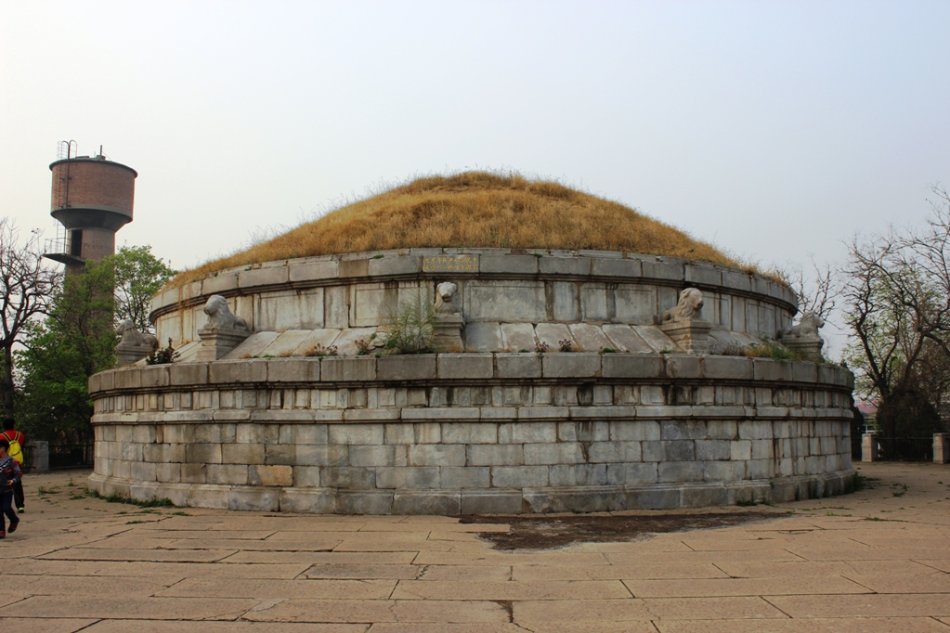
{"left": 0, "top": 492, "right": 16, "bottom": 532}
{"left": 12, "top": 478, "right": 23, "bottom": 510}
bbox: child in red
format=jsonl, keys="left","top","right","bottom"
{"left": 0, "top": 439, "right": 20, "bottom": 538}
{"left": 1, "top": 419, "right": 24, "bottom": 512}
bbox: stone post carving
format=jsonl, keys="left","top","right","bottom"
{"left": 658, "top": 287, "right": 711, "bottom": 353}
{"left": 115, "top": 320, "right": 159, "bottom": 367}
{"left": 779, "top": 313, "right": 824, "bottom": 362}
{"left": 432, "top": 281, "right": 464, "bottom": 352}
{"left": 197, "top": 295, "right": 251, "bottom": 361}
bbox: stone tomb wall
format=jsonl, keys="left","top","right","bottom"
{"left": 88, "top": 353, "right": 855, "bottom": 514}
{"left": 149, "top": 249, "right": 798, "bottom": 347}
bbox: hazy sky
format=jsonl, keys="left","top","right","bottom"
{"left": 3, "top": 1, "right": 949, "bottom": 355}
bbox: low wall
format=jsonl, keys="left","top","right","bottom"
{"left": 89, "top": 353, "right": 855, "bottom": 514}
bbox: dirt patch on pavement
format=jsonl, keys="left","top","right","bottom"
{"left": 461, "top": 511, "right": 785, "bottom": 550}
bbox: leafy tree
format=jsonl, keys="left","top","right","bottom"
{"left": 0, "top": 219, "right": 61, "bottom": 419}
{"left": 16, "top": 245, "right": 174, "bottom": 444}
{"left": 113, "top": 245, "right": 175, "bottom": 332}
{"left": 16, "top": 257, "right": 116, "bottom": 443}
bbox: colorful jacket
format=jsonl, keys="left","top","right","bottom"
{"left": 0, "top": 456, "right": 20, "bottom": 493}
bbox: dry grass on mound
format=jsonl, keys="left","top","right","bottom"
{"left": 171, "top": 172, "right": 742, "bottom": 286}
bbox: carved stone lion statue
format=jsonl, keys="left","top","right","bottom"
{"left": 434, "top": 281, "right": 460, "bottom": 314}
{"left": 202, "top": 295, "right": 249, "bottom": 331}
{"left": 782, "top": 312, "right": 824, "bottom": 340}
{"left": 662, "top": 287, "right": 704, "bottom": 322}
{"left": 115, "top": 320, "right": 158, "bottom": 351}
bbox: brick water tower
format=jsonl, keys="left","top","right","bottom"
{"left": 44, "top": 142, "right": 137, "bottom": 273}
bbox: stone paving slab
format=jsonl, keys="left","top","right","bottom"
{"left": 654, "top": 617, "right": 950, "bottom": 633}
{"left": 6, "top": 462, "right": 950, "bottom": 631}
{"left": 241, "top": 599, "right": 511, "bottom": 624}
{"left": 0, "top": 618, "right": 98, "bottom": 633}
{"left": 84, "top": 623, "right": 366, "bottom": 633}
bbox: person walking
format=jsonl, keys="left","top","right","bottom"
{"left": 1, "top": 419, "right": 25, "bottom": 512}
{"left": 0, "top": 439, "right": 20, "bottom": 538}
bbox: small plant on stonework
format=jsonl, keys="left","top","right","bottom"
{"left": 535, "top": 341, "right": 550, "bottom": 354}
{"left": 304, "top": 343, "right": 338, "bottom": 357}
{"left": 742, "top": 340, "right": 799, "bottom": 361}
{"left": 146, "top": 338, "right": 177, "bottom": 365}
{"left": 355, "top": 338, "right": 371, "bottom": 355}
{"left": 558, "top": 339, "right": 575, "bottom": 352}
{"left": 355, "top": 333, "right": 379, "bottom": 356}
{"left": 600, "top": 347, "right": 618, "bottom": 354}
{"left": 385, "top": 301, "right": 435, "bottom": 354}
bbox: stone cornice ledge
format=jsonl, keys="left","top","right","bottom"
{"left": 89, "top": 353, "right": 854, "bottom": 396}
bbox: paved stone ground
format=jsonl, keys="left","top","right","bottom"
{"left": 4, "top": 462, "right": 949, "bottom": 632}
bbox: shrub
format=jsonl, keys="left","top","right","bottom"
{"left": 384, "top": 301, "right": 435, "bottom": 354}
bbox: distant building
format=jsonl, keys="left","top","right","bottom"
{"left": 43, "top": 145, "right": 136, "bottom": 274}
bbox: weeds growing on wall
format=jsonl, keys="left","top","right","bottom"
{"left": 384, "top": 301, "right": 435, "bottom": 354}
{"left": 303, "top": 344, "right": 338, "bottom": 357}
{"left": 741, "top": 340, "right": 800, "bottom": 361}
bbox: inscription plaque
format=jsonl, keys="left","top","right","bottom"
{"left": 422, "top": 254, "right": 479, "bottom": 273}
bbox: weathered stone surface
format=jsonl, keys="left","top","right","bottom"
{"left": 209, "top": 360, "right": 267, "bottom": 384}
{"left": 703, "top": 356, "right": 753, "bottom": 380}
{"left": 602, "top": 354, "right": 663, "bottom": 378}
{"left": 464, "top": 322, "right": 504, "bottom": 352}
{"left": 376, "top": 355, "right": 436, "bottom": 381}
{"left": 601, "top": 324, "right": 654, "bottom": 352}
{"left": 534, "top": 323, "right": 573, "bottom": 350}
{"left": 320, "top": 357, "right": 376, "bottom": 382}
{"left": 542, "top": 353, "right": 601, "bottom": 378}
{"left": 491, "top": 465, "right": 549, "bottom": 488}
{"left": 393, "top": 492, "right": 460, "bottom": 515}
{"left": 329, "top": 424, "right": 384, "bottom": 445}
{"left": 266, "top": 359, "right": 320, "bottom": 383}
{"left": 409, "top": 444, "right": 466, "bottom": 467}
{"left": 376, "top": 467, "right": 439, "bottom": 489}
{"left": 496, "top": 353, "right": 541, "bottom": 378}
{"left": 479, "top": 253, "right": 538, "bottom": 274}
{"left": 441, "top": 423, "right": 497, "bottom": 444}
{"left": 248, "top": 465, "right": 293, "bottom": 487}
{"left": 437, "top": 354, "right": 493, "bottom": 379}
{"left": 322, "top": 467, "right": 376, "bottom": 489}
{"left": 500, "top": 323, "right": 537, "bottom": 353}
{"left": 467, "top": 444, "right": 524, "bottom": 466}
{"left": 439, "top": 466, "right": 491, "bottom": 489}
{"left": 466, "top": 281, "right": 546, "bottom": 322}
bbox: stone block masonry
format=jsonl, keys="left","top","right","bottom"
{"left": 148, "top": 249, "right": 798, "bottom": 348}
{"left": 89, "top": 352, "right": 854, "bottom": 514}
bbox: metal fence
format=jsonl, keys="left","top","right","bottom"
{"left": 875, "top": 436, "right": 934, "bottom": 462}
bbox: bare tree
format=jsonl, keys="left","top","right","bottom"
{"left": 791, "top": 258, "right": 837, "bottom": 322}
{"left": 0, "top": 219, "right": 61, "bottom": 418}
{"left": 842, "top": 186, "right": 950, "bottom": 446}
